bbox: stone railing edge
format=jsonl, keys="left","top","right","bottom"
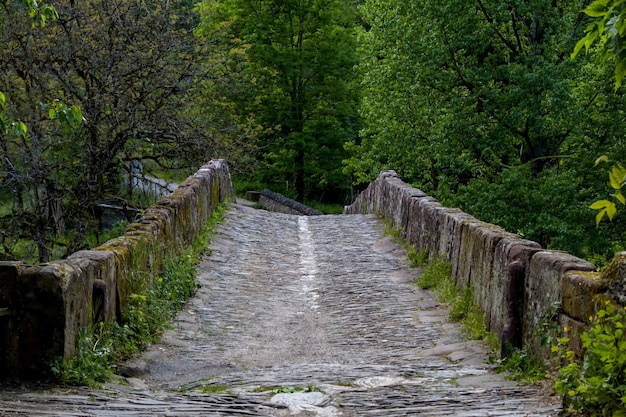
{"left": 345, "top": 170, "right": 626, "bottom": 357}
{"left": 0, "top": 159, "right": 234, "bottom": 378}
{"left": 258, "top": 189, "right": 323, "bottom": 216}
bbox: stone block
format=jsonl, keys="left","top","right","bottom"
{"left": 489, "top": 241, "right": 541, "bottom": 336}
{"left": 418, "top": 198, "right": 442, "bottom": 261}
{"left": 436, "top": 208, "right": 473, "bottom": 263}
{"left": 0, "top": 262, "right": 20, "bottom": 309}
{"left": 601, "top": 251, "right": 626, "bottom": 304}
{"left": 13, "top": 261, "right": 89, "bottom": 376}
{"left": 466, "top": 225, "right": 505, "bottom": 328}
{"left": 561, "top": 270, "right": 608, "bottom": 324}
{"left": 525, "top": 251, "right": 595, "bottom": 356}
{"left": 397, "top": 186, "right": 427, "bottom": 241}
{"left": 404, "top": 196, "right": 429, "bottom": 251}
{"left": 68, "top": 250, "right": 118, "bottom": 323}
{"left": 559, "top": 314, "right": 587, "bottom": 357}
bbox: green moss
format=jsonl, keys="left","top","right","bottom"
{"left": 601, "top": 252, "right": 626, "bottom": 282}
{"left": 198, "top": 384, "right": 230, "bottom": 394}
{"left": 53, "top": 203, "right": 229, "bottom": 385}
{"left": 252, "top": 385, "right": 319, "bottom": 394}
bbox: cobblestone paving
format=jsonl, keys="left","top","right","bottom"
{"left": 0, "top": 204, "right": 561, "bottom": 416}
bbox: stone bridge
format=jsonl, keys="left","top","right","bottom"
{"left": 1, "top": 160, "right": 624, "bottom": 415}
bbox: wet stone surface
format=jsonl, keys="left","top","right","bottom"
{"left": 0, "top": 204, "right": 560, "bottom": 416}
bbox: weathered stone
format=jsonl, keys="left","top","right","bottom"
{"left": 342, "top": 168, "right": 604, "bottom": 361}
{"left": 404, "top": 195, "right": 436, "bottom": 252}
{"left": 493, "top": 242, "right": 541, "bottom": 341}
{"left": 68, "top": 250, "right": 118, "bottom": 323}
{"left": 436, "top": 208, "right": 473, "bottom": 262}
{"left": 0, "top": 204, "right": 559, "bottom": 415}
{"left": 561, "top": 270, "right": 608, "bottom": 324}
{"left": 11, "top": 261, "right": 89, "bottom": 377}
{"left": 258, "top": 189, "right": 323, "bottom": 216}
{"left": 417, "top": 198, "right": 442, "bottom": 259}
{"left": 0, "top": 161, "right": 235, "bottom": 379}
{"left": 602, "top": 251, "right": 626, "bottom": 304}
{"left": 559, "top": 314, "right": 587, "bottom": 357}
{"left": 245, "top": 191, "right": 261, "bottom": 202}
{"left": 525, "top": 251, "right": 596, "bottom": 356}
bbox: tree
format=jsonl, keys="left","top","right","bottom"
{"left": 196, "top": 0, "right": 360, "bottom": 202}
{"left": 0, "top": 0, "right": 215, "bottom": 261}
{"left": 346, "top": 0, "right": 626, "bottom": 257}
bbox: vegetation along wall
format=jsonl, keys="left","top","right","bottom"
{"left": 345, "top": 170, "right": 626, "bottom": 357}
{"left": 0, "top": 160, "right": 234, "bottom": 378}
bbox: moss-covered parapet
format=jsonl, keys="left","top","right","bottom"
{"left": 0, "top": 159, "right": 234, "bottom": 379}
{"left": 345, "top": 170, "right": 614, "bottom": 358}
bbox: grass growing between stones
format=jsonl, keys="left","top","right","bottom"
{"left": 493, "top": 348, "right": 547, "bottom": 385}
{"left": 252, "top": 385, "right": 320, "bottom": 395}
{"left": 415, "top": 258, "right": 499, "bottom": 352}
{"left": 52, "top": 203, "right": 229, "bottom": 386}
{"left": 383, "top": 222, "right": 428, "bottom": 268}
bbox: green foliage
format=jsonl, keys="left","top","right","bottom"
{"left": 444, "top": 163, "right": 625, "bottom": 265}
{"left": 304, "top": 201, "right": 344, "bottom": 215}
{"left": 495, "top": 348, "right": 547, "bottom": 385}
{"left": 416, "top": 258, "right": 451, "bottom": 290}
{"left": 415, "top": 257, "right": 498, "bottom": 350}
{"left": 52, "top": 203, "right": 227, "bottom": 385}
{"left": 346, "top": 0, "right": 626, "bottom": 265}
{"left": 2, "top": 0, "right": 214, "bottom": 262}
{"left": 591, "top": 157, "right": 626, "bottom": 226}
{"left": 51, "top": 324, "right": 115, "bottom": 387}
{"left": 555, "top": 302, "right": 626, "bottom": 416}
{"left": 196, "top": 0, "right": 360, "bottom": 202}
{"left": 18, "top": 0, "right": 58, "bottom": 27}
{"left": 382, "top": 222, "right": 428, "bottom": 267}
{"left": 199, "top": 385, "right": 230, "bottom": 394}
{"left": 406, "top": 247, "right": 429, "bottom": 269}
{"left": 253, "top": 385, "right": 319, "bottom": 394}
{"left": 572, "top": 0, "right": 626, "bottom": 89}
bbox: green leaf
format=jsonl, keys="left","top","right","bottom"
{"left": 610, "top": 165, "right": 626, "bottom": 189}
{"left": 591, "top": 200, "right": 617, "bottom": 226}
{"left": 616, "top": 192, "right": 626, "bottom": 205}
{"left": 590, "top": 200, "right": 613, "bottom": 210}
{"left": 596, "top": 210, "right": 606, "bottom": 226}
{"left": 572, "top": 37, "right": 589, "bottom": 58}
{"left": 583, "top": 0, "right": 612, "bottom": 18}
{"left": 71, "top": 105, "right": 83, "bottom": 126}
{"left": 595, "top": 155, "right": 610, "bottom": 166}
{"left": 14, "top": 121, "right": 27, "bottom": 138}
{"left": 0, "top": 91, "right": 5, "bottom": 108}
{"left": 616, "top": 57, "right": 626, "bottom": 89}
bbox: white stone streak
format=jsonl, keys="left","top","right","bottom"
{"left": 298, "top": 216, "right": 320, "bottom": 311}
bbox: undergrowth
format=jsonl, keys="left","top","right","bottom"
{"left": 383, "top": 221, "right": 428, "bottom": 268}
{"left": 52, "top": 203, "right": 228, "bottom": 386}
{"left": 385, "top": 218, "right": 499, "bottom": 350}
{"left": 555, "top": 302, "right": 626, "bottom": 416}
{"left": 416, "top": 258, "right": 499, "bottom": 352}
{"left": 493, "top": 347, "right": 547, "bottom": 385}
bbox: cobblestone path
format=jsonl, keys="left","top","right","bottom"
{"left": 0, "top": 204, "right": 560, "bottom": 416}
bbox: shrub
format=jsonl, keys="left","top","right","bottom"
{"left": 555, "top": 302, "right": 626, "bottom": 416}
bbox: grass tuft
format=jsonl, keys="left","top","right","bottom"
{"left": 52, "top": 203, "right": 228, "bottom": 386}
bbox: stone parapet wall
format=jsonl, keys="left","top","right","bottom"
{"left": 0, "top": 160, "right": 234, "bottom": 378}
{"left": 258, "top": 189, "right": 323, "bottom": 216}
{"left": 345, "top": 170, "right": 626, "bottom": 356}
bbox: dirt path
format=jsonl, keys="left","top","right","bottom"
{"left": 0, "top": 204, "right": 560, "bottom": 416}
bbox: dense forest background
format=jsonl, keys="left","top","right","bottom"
{"left": 1, "top": 0, "right": 625, "bottom": 265}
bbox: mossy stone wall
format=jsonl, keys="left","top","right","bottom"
{"left": 0, "top": 160, "right": 234, "bottom": 378}
{"left": 345, "top": 170, "right": 625, "bottom": 357}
